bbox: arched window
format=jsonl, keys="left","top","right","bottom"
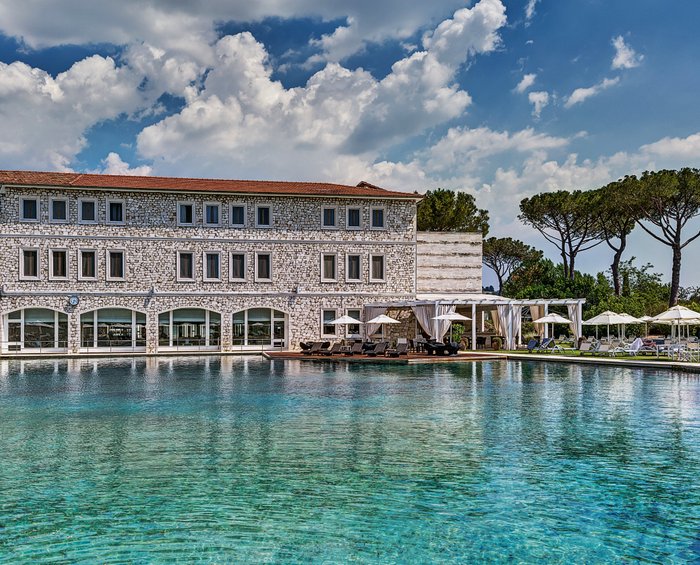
{"left": 4, "top": 308, "right": 68, "bottom": 352}
{"left": 80, "top": 308, "right": 146, "bottom": 351}
{"left": 158, "top": 309, "right": 221, "bottom": 350}
{"left": 232, "top": 308, "right": 287, "bottom": 349}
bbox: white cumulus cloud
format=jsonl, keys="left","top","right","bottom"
{"left": 611, "top": 35, "right": 643, "bottom": 70}
{"left": 528, "top": 90, "right": 549, "bottom": 118}
{"left": 564, "top": 77, "right": 619, "bottom": 108}
{"left": 515, "top": 73, "right": 536, "bottom": 93}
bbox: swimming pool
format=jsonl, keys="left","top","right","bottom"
{"left": 0, "top": 357, "right": 698, "bottom": 562}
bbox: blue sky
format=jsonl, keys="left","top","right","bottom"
{"left": 0, "top": 0, "right": 699, "bottom": 287}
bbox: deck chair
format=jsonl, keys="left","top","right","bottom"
{"left": 321, "top": 342, "right": 342, "bottom": 356}
{"left": 535, "top": 337, "right": 555, "bottom": 352}
{"left": 366, "top": 342, "right": 388, "bottom": 357}
{"left": 344, "top": 342, "right": 363, "bottom": 356}
{"left": 526, "top": 338, "right": 540, "bottom": 352}
{"left": 299, "top": 342, "right": 312, "bottom": 351}
{"left": 386, "top": 342, "right": 409, "bottom": 357}
{"left": 307, "top": 341, "right": 323, "bottom": 354}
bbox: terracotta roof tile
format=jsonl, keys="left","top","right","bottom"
{"left": 0, "top": 170, "right": 420, "bottom": 200}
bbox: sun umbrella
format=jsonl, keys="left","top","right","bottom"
{"left": 432, "top": 312, "right": 471, "bottom": 341}
{"left": 618, "top": 313, "right": 644, "bottom": 339}
{"left": 329, "top": 315, "right": 363, "bottom": 325}
{"left": 636, "top": 315, "right": 655, "bottom": 338}
{"left": 533, "top": 313, "right": 572, "bottom": 340}
{"left": 366, "top": 314, "right": 400, "bottom": 341}
{"left": 583, "top": 310, "right": 628, "bottom": 341}
{"left": 654, "top": 306, "right": 700, "bottom": 343}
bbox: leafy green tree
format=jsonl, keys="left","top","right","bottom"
{"left": 518, "top": 190, "right": 603, "bottom": 280}
{"left": 626, "top": 168, "right": 700, "bottom": 306}
{"left": 592, "top": 178, "right": 638, "bottom": 296}
{"left": 482, "top": 237, "right": 542, "bottom": 295}
{"left": 417, "top": 188, "right": 489, "bottom": 235}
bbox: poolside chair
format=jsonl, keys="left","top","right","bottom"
{"left": 366, "top": 342, "right": 388, "bottom": 357}
{"left": 526, "top": 338, "right": 540, "bottom": 353}
{"left": 306, "top": 341, "right": 324, "bottom": 354}
{"left": 535, "top": 337, "right": 555, "bottom": 353}
{"left": 579, "top": 341, "right": 598, "bottom": 356}
{"left": 386, "top": 342, "right": 409, "bottom": 357}
{"left": 299, "top": 341, "right": 312, "bottom": 351}
{"left": 320, "top": 342, "right": 343, "bottom": 356}
{"left": 344, "top": 342, "right": 364, "bottom": 356}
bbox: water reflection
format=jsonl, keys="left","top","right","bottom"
{"left": 0, "top": 357, "right": 698, "bottom": 562}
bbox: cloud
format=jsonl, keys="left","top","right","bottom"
{"left": 515, "top": 72, "right": 536, "bottom": 93}
{"left": 0, "top": 1, "right": 475, "bottom": 66}
{"left": 611, "top": 35, "right": 643, "bottom": 70}
{"left": 639, "top": 132, "right": 700, "bottom": 163}
{"left": 91, "top": 152, "right": 152, "bottom": 176}
{"left": 525, "top": 0, "right": 539, "bottom": 22}
{"left": 564, "top": 77, "right": 619, "bottom": 108}
{"left": 0, "top": 57, "right": 148, "bottom": 170}
{"left": 528, "top": 91, "right": 549, "bottom": 118}
{"left": 137, "top": 0, "right": 508, "bottom": 175}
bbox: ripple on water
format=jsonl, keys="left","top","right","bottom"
{"left": 0, "top": 357, "right": 699, "bottom": 563}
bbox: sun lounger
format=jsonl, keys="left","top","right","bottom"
{"left": 366, "top": 342, "right": 388, "bottom": 357}
{"left": 535, "top": 337, "right": 554, "bottom": 353}
{"left": 344, "top": 342, "right": 364, "bottom": 356}
{"left": 299, "top": 341, "right": 312, "bottom": 351}
{"left": 320, "top": 343, "right": 343, "bottom": 356}
{"left": 306, "top": 341, "right": 323, "bottom": 354}
{"left": 386, "top": 342, "right": 409, "bottom": 357}
{"left": 526, "top": 338, "right": 540, "bottom": 352}
{"left": 424, "top": 341, "right": 460, "bottom": 356}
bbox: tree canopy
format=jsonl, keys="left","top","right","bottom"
{"left": 626, "top": 168, "right": 700, "bottom": 306}
{"left": 482, "top": 237, "right": 542, "bottom": 295}
{"left": 518, "top": 190, "right": 603, "bottom": 280}
{"left": 417, "top": 188, "right": 489, "bottom": 235}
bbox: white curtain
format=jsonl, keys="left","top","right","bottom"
{"left": 529, "top": 305, "right": 544, "bottom": 337}
{"left": 509, "top": 306, "right": 523, "bottom": 349}
{"left": 490, "top": 309, "right": 501, "bottom": 334}
{"left": 363, "top": 306, "right": 386, "bottom": 338}
{"left": 567, "top": 303, "right": 581, "bottom": 340}
{"left": 412, "top": 304, "right": 436, "bottom": 338}
{"left": 496, "top": 305, "right": 510, "bottom": 344}
{"left": 434, "top": 304, "right": 456, "bottom": 341}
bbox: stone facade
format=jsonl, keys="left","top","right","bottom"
{"left": 0, "top": 184, "right": 418, "bottom": 354}
{"left": 416, "top": 232, "right": 482, "bottom": 294}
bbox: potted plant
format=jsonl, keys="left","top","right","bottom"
{"left": 492, "top": 336, "right": 503, "bottom": 350}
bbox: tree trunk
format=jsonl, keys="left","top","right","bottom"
{"left": 669, "top": 244, "right": 682, "bottom": 306}
{"left": 611, "top": 237, "right": 626, "bottom": 296}
{"left": 496, "top": 272, "right": 504, "bottom": 296}
{"left": 561, "top": 250, "right": 569, "bottom": 279}
{"left": 569, "top": 254, "right": 576, "bottom": 281}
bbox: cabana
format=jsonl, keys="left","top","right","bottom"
{"left": 363, "top": 294, "right": 585, "bottom": 351}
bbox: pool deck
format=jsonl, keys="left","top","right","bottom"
{"left": 263, "top": 350, "right": 700, "bottom": 373}
{"left": 263, "top": 351, "right": 508, "bottom": 364}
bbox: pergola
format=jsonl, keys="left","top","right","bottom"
{"left": 364, "top": 294, "right": 585, "bottom": 350}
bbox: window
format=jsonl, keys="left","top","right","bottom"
{"left": 370, "top": 254, "right": 385, "bottom": 282}
{"left": 79, "top": 250, "right": 97, "bottom": 280}
{"left": 346, "top": 254, "right": 362, "bottom": 282}
{"left": 20, "top": 248, "right": 40, "bottom": 280}
{"left": 231, "top": 204, "right": 246, "bottom": 227}
{"left": 204, "top": 251, "right": 221, "bottom": 281}
{"left": 50, "top": 198, "right": 68, "bottom": 223}
{"left": 178, "top": 202, "right": 194, "bottom": 226}
{"left": 230, "top": 252, "right": 246, "bottom": 281}
{"left": 255, "top": 253, "right": 272, "bottom": 281}
{"left": 370, "top": 207, "right": 385, "bottom": 229}
{"left": 256, "top": 205, "right": 271, "bottom": 227}
{"left": 321, "top": 309, "right": 337, "bottom": 337}
{"left": 204, "top": 203, "right": 220, "bottom": 226}
{"left": 49, "top": 249, "right": 68, "bottom": 279}
{"left": 107, "top": 200, "right": 125, "bottom": 224}
{"left": 321, "top": 207, "right": 337, "bottom": 229}
{"left": 347, "top": 207, "right": 361, "bottom": 229}
{"left": 177, "top": 251, "right": 194, "bottom": 281}
{"left": 107, "top": 250, "right": 125, "bottom": 280}
{"left": 321, "top": 253, "right": 337, "bottom": 282}
{"left": 20, "top": 198, "right": 39, "bottom": 222}
{"left": 346, "top": 308, "right": 362, "bottom": 336}
{"left": 79, "top": 199, "right": 97, "bottom": 223}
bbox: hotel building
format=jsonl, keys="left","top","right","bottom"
{"left": 0, "top": 170, "right": 454, "bottom": 355}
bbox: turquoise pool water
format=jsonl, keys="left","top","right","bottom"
{"left": 0, "top": 357, "right": 699, "bottom": 563}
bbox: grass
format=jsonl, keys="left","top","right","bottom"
{"left": 498, "top": 349, "right": 685, "bottom": 362}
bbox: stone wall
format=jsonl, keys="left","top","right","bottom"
{"left": 416, "top": 231, "right": 482, "bottom": 294}
{"left": 0, "top": 186, "right": 418, "bottom": 353}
